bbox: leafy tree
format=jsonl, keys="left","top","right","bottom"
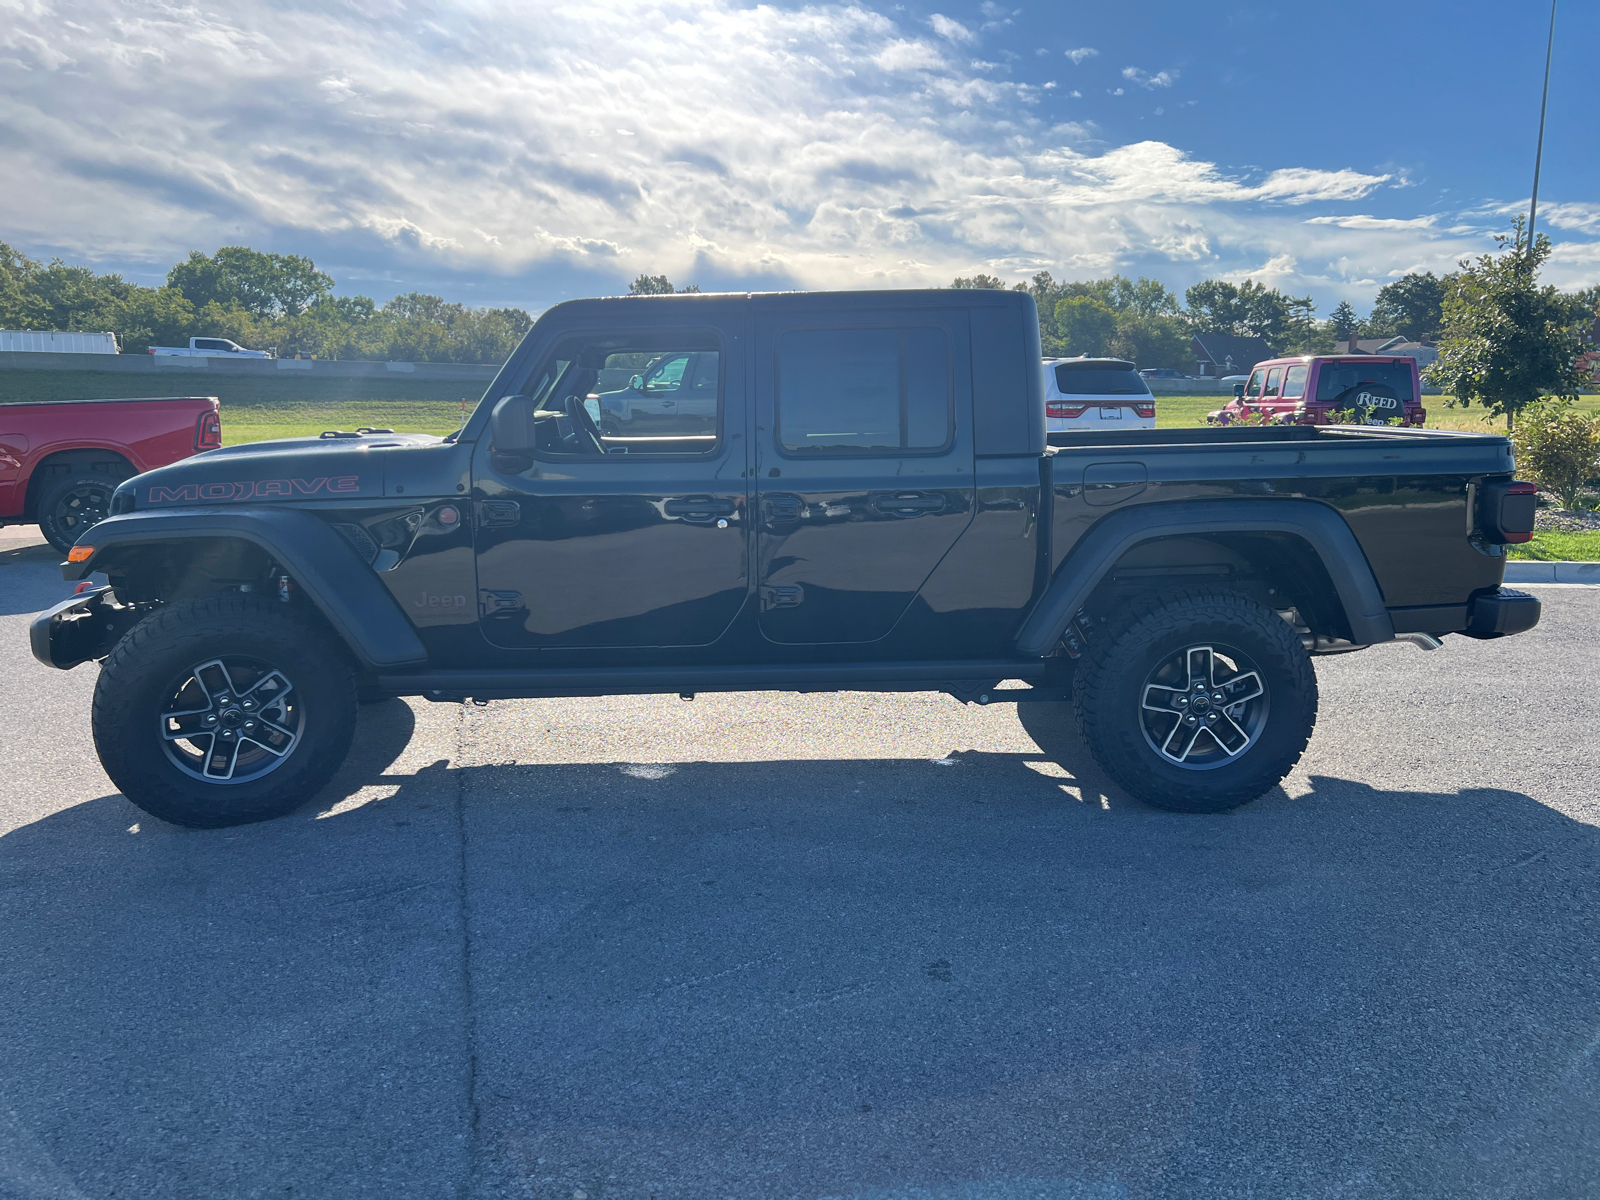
{"left": 950, "top": 273, "right": 1008, "bottom": 290}
{"left": 1054, "top": 296, "right": 1117, "bottom": 357}
{"left": 1110, "top": 276, "right": 1180, "bottom": 318}
{"left": 1510, "top": 401, "right": 1600, "bottom": 510}
{"left": 1429, "top": 217, "right": 1590, "bottom": 427}
{"left": 1329, "top": 301, "right": 1361, "bottom": 343}
{"left": 167, "top": 247, "right": 333, "bottom": 316}
{"left": 1366, "top": 272, "right": 1446, "bottom": 342}
{"left": 1183, "top": 278, "right": 1312, "bottom": 350}
{"left": 1107, "top": 312, "right": 1190, "bottom": 370}
{"left": 108, "top": 287, "right": 197, "bottom": 353}
{"left": 627, "top": 273, "right": 700, "bottom": 295}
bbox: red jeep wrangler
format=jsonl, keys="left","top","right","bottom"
{"left": 1208, "top": 356, "right": 1426, "bottom": 428}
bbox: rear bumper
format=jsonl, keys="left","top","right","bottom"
{"left": 1461, "top": 587, "right": 1541, "bottom": 639}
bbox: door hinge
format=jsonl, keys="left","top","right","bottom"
{"left": 760, "top": 584, "right": 804, "bottom": 611}
{"left": 478, "top": 499, "right": 521, "bottom": 528}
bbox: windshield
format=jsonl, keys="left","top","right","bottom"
{"left": 1315, "top": 360, "right": 1415, "bottom": 403}
{"left": 1053, "top": 362, "right": 1150, "bottom": 396}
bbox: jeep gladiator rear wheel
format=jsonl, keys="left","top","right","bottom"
{"left": 1073, "top": 589, "right": 1316, "bottom": 812}
{"left": 93, "top": 594, "right": 359, "bottom": 828}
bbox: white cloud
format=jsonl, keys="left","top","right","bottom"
{"left": 1064, "top": 47, "right": 1098, "bottom": 64}
{"left": 872, "top": 38, "right": 946, "bottom": 71}
{"left": 929, "top": 14, "right": 975, "bottom": 43}
{"left": 1122, "top": 66, "right": 1178, "bottom": 88}
{"left": 0, "top": 0, "right": 1589, "bottom": 306}
{"left": 1305, "top": 214, "right": 1439, "bottom": 230}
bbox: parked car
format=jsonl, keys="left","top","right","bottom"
{"left": 150, "top": 337, "right": 271, "bottom": 359}
{"left": 35, "top": 289, "right": 1538, "bottom": 830}
{"left": 1138, "top": 368, "right": 1188, "bottom": 381}
{"left": 0, "top": 396, "right": 222, "bottom": 551}
{"left": 1207, "top": 357, "right": 1426, "bottom": 427}
{"left": 592, "top": 350, "right": 719, "bottom": 435}
{"left": 1045, "top": 357, "right": 1156, "bottom": 431}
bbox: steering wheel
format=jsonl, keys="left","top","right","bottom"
{"left": 563, "top": 392, "right": 606, "bottom": 455}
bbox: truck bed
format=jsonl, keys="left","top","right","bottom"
{"left": 1045, "top": 424, "right": 1516, "bottom": 612}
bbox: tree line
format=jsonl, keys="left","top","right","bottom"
{"left": 0, "top": 244, "right": 533, "bottom": 364}
{"left": 950, "top": 263, "right": 1598, "bottom": 375}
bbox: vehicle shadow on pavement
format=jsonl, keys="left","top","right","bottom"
{"left": 1, "top": 707, "right": 1597, "bottom": 1198}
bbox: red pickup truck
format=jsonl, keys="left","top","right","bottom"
{"left": 0, "top": 397, "right": 221, "bottom": 551}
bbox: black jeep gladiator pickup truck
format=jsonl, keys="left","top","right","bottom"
{"left": 32, "top": 289, "right": 1540, "bottom": 828}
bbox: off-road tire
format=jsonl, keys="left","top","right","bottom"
{"left": 93, "top": 594, "right": 359, "bottom": 828}
{"left": 37, "top": 470, "right": 123, "bottom": 553}
{"left": 1072, "top": 588, "right": 1316, "bottom": 813}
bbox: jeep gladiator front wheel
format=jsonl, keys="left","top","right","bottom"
{"left": 1073, "top": 590, "right": 1316, "bottom": 813}
{"left": 93, "top": 595, "right": 359, "bottom": 828}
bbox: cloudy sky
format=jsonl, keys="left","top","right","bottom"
{"left": 2, "top": 0, "right": 1595, "bottom": 315}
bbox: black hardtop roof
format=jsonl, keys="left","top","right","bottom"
{"left": 539, "top": 287, "right": 1035, "bottom": 320}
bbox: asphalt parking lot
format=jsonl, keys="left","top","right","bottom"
{"left": 1, "top": 526, "right": 1597, "bottom": 1200}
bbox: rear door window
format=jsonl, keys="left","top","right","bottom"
{"left": 1283, "top": 364, "right": 1308, "bottom": 399}
{"left": 776, "top": 327, "right": 952, "bottom": 454}
{"left": 1264, "top": 367, "right": 1283, "bottom": 399}
{"left": 1053, "top": 363, "right": 1150, "bottom": 395}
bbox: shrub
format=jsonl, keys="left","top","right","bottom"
{"left": 1510, "top": 400, "right": 1600, "bottom": 511}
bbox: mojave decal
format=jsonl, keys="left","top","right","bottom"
{"left": 147, "top": 476, "right": 362, "bottom": 503}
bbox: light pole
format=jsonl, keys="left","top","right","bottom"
{"left": 1526, "top": 0, "right": 1557, "bottom": 254}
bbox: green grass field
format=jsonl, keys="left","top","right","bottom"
{"left": 1507, "top": 531, "right": 1600, "bottom": 561}
{"left": 0, "top": 369, "right": 484, "bottom": 445}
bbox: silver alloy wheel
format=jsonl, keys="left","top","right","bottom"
{"left": 158, "top": 657, "right": 304, "bottom": 783}
{"left": 1139, "top": 644, "right": 1268, "bottom": 769}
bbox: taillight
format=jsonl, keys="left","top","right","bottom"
{"left": 1479, "top": 479, "right": 1538, "bottom": 544}
{"left": 195, "top": 409, "right": 222, "bottom": 451}
{"left": 1134, "top": 402, "right": 1155, "bottom": 419}
{"left": 1411, "top": 408, "right": 1426, "bottom": 426}
{"left": 1047, "top": 401, "right": 1089, "bottom": 419}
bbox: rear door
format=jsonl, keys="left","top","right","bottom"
{"left": 751, "top": 310, "right": 975, "bottom": 645}
{"left": 472, "top": 321, "right": 750, "bottom": 650}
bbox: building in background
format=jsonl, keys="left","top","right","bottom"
{"left": 1191, "top": 333, "right": 1273, "bottom": 378}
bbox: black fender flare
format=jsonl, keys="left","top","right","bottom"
{"left": 60, "top": 507, "right": 428, "bottom": 669}
{"left": 1015, "top": 498, "right": 1395, "bottom": 656}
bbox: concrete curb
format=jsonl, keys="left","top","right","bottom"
{"left": 1504, "top": 561, "right": 1600, "bottom": 585}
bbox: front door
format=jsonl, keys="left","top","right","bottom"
{"left": 752, "top": 311, "right": 975, "bottom": 645}
{"left": 472, "top": 322, "right": 749, "bottom": 650}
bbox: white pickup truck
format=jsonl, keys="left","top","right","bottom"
{"left": 149, "top": 337, "right": 272, "bottom": 359}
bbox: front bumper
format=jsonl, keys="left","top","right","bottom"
{"left": 1461, "top": 587, "right": 1541, "bottom": 639}
{"left": 29, "top": 586, "right": 142, "bottom": 669}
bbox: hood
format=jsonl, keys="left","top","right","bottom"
{"left": 115, "top": 432, "right": 447, "bottom": 511}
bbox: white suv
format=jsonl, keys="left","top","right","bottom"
{"left": 1044, "top": 358, "right": 1156, "bottom": 432}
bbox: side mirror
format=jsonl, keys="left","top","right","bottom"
{"left": 490, "top": 395, "right": 539, "bottom": 454}
{"left": 1233, "top": 383, "right": 1246, "bottom": 399}
{"left": 629, "top": 374, "right": 645, "bottom": 391}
